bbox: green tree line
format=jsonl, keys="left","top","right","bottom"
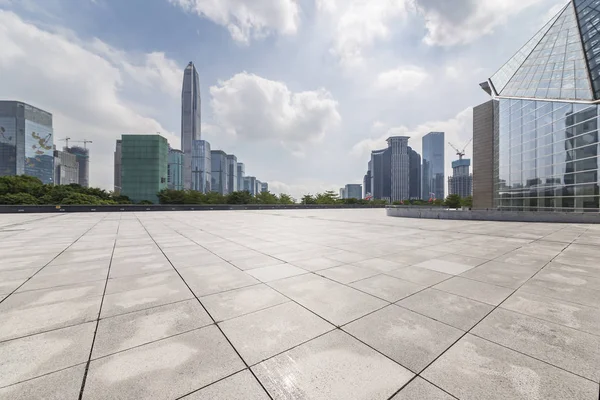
{"left": 390, "top": 194, "right": 473, "bottom": 208}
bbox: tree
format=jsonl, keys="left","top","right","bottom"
{"left": 227, "top": 191, "right": 256, "bottom": 204}
{"left": 255, "top": 191, "right": 279, "bottom": 204}
{"left": 301, "top": 194, "right": 316, "bottom": 205}
{"left": 138, "top": 200, "right": 153, "bottom": 205}
{"left": 0, "top": 193, "right": 39, "bottom": 205}
{"left": 158, "top": 189, "right": 186, "bottom": 204}
{"left": 278, "top": 194, "right": 295, "bottom": 204}
{"left": 315, "top": 191, "right": 338, "bottom": 204}
{"left": 461, "top": 196, "right": 473, "bottom": 208}
{"left": 445, "top": 194, "right": 462, "bottom": 209}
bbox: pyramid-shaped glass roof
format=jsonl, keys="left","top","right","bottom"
{"left": 489, "top": 0, "right": 599, "bottom": 102}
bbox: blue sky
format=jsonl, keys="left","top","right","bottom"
{"left": 0, "top": 0, "right": 566, "bottom": 198}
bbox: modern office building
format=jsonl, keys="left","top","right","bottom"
{"left": 448, "top": 158, "right": 473, "bottom": 198}
{"left": 192, "top": 140, "right": 211, "bottom": 193}
{"left": 476, "top": 0, "right": 600, "bottom": 212}
{"left": 227, "top": 154, "right": 238, "bottom": 193}
{"left": 168, "top": 148, "right": 184, "bottom": 191}
{"left": 339, "top": 187, "right": 347, "bottom": 199}
{"left": 210, "top": 150, "right": 228, "bottom": 195}
{"left": 0, "top": 101, "right": 54, "bottom": 184}
{"left": 53, "top": 148, "right": 79, "bottom": 185}
{"left": 244, "top": 176, "right": 257, "bottom": 195}
{"left": 344, "top": 184, "right": 362, "bottom": 199}
{"left": 181, "top": 62, "right": 201, "bottom": 190}
{"left": 237, "top": 163, "right": 245, "bottom": 191}
{"left": 408, "top": 146, "right": 422, "bottom": 199}
{"left": 422, "top": 132, "right": 445, "bottom": 200}
{"left": 363, "top": 161, "right": 372, "bottom": 198}
{"left": 261, "top": 182, "right": 268, "bottom": 193}
{"left": 388, "top": 136, "right": 410, "bottom": 201}
{"left": 473, "top": 101, "right": 495, "bottom": 209}
{"left": 255, "top": 180, "right": 262, "bottom": 195}
{"left": 66, "top": 146, "right": 89, "bottom": 188}
{"left": 370, "top": 148, "right": 391, "bottom": 202}
{"left": 120, "top": 134, "right": 168, "bottom": 203}
{"left": 114, "top": 140, "right": 122, "bottom": 194}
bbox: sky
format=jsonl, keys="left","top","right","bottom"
{"left": 0, "top": 0, "right": 567, "bottom": 199}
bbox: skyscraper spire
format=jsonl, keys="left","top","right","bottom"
{"left": 181, "top": 61, "right": 201, "bottom": 190}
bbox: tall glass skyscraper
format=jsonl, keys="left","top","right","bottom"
{"left": 388, "top": 136, "right": 410, "bottom": 201}
{"left": 192, "top": 140, "right": 211, "bottom": 193}
{"left": 422, "top": 132, "right": 445, "bottom": 200}
{"left": 475, "top": 0, "right": 600, "bottom": 212}
{"left": 181, "top": 62, "right": 201, "bottom": 190}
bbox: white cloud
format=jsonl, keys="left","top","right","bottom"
{"left": 375, "top": 66, "right": 428, "bottom": 92}
{"left": 209, "top": 72, "right": 341, "bottom": 152}
{"left": 0, "top": 10, "right": 179, "bottom": 190}
{"left": 169, "top": 0, "right": 300, "bottom": 43}
{"left": 414, "top": 0, "right": 556, "bottom": 47}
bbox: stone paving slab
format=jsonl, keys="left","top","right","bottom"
{"left": 0, "top": 209, "right": 599, "bottom": 399}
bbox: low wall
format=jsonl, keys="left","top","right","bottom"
{"left": 0, "top": 204, "right": 387, "bottom": 214}
{"left": 386, "top": 206, "right": 600, "bottom": 224}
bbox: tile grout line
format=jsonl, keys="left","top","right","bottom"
{"left": 78, "top": 215, "right": 122, "bottom": 400}
{"left": 134, "top": 213, "right": 276, "bottom": 400}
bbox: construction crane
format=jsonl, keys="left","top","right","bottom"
{"left": 59, "top": 137, "right": 71, "bottom": 148}
{"left": 448, "top": 138, "right": 472, "bottom": 160}
{"left": 71, "top": 139, "right": 93, "bottom": 149}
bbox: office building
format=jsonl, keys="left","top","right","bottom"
{"left": 181, "top": 62, "right": 201, "bottom": 190}
{"left": 120, "top": 134, "right": 168, "bottom": 204}
{"left": 345, "top": 184, "right": 362, "bottom": 199}
{"left": 256, "top": 180, "right": 262, "bottom": 195}
{"left": 261, "top": 182, "right": 268, "bottom": 193}
{"left": 408, "top": 146, "right": 421, "bottom": 199}
{"left": 114, "top": 140, "right": 122, "bottom": 194}
{"left": 192, "top": 140, "right": 211, "bottom": 193}
{"left": 237, "top": 163, "right": 245, "bottom": 191}
{"left": 227, "top": 154, "right": 238, "bottom": 193}
{"left": 168, "top": 148, "right": 184, "bottom": 191}
{"left": 244, "top": 176, "right": 257, "bottom": 195}
{"left": 210, "top": 150, "right": 228, "bottom": 195}
{"left": 472, "top": 101, "right": 495, "bottom": 209}
{"left": 448, "top": 159, "right": 473, "bottom": 198}
{"left": 370, "top": 148, "right": 391, "bottom": 202}
{"left": 66, "top": 146, "right": 89, "bottom": 188}
{"left": 339, "top": 188, "right": 346, "bottom": 199}
{"left": 388, "top": 136, "right": 410, "bottom": 201}
{"left": 476, "top": 0, "right": 600, "bottom": 212}
{"left": 363, "top": 162, "right": 372, "bottom": 198}
{"left": 0, "top": 101, "right": 54, "bottom": 184}
{"left": 54, "top": 148, "right": 79, "bottom": 185}
{"left": 422, "top": 132, "right": 445, "bottom": 200}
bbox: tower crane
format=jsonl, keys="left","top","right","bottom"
{"left": 71, "top": 139, "right": 93, "bottom": 149}
{"left": 448, "top": 137, "right": 472, "bottom": 160}
{"left": 59, "top": 137, "right": 71, "bottom": 148}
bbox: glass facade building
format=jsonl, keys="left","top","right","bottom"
{"left": 237, "top": 163, "right": 245, "bottom": 191}
{"left": 408, "top": 146, "right": 422, "bottom": 200}
{"left": 120, "top": 135, "right": 169, "bottom": 204}
{"left": 192, "top": 140, "right": 211, "bottom": 193}
{"left": 181, "top": 62, "right": 201, "bottom": 190}
{"left": 0, "top": 101, "right": 54, "bottom": 184}
{"left": 66, "top": 146, "right": 89, "bottom": 188}
{"left": 227, "top": 154, "right": 238, "bottom": 193}
{"left": 168, "top": 148, "right": 184, "bottom": 191}
{"left": 244, "top": 176, "right": 257, "bottom": 195}
{"left": 449, "top": 159, "right": 473, "bottom": 198}
{"left": 477, "top": 0, "right": 600, "bottom": 212}
{"left": 211, "top": 150, "right": 228, "bottom": 195}
{"left": 114, "top": 140, "right": 122, "bottom": 194}
{"left": 422, "top": 132, "right": 445, "bottom": 200}
{"left": 370, "top": 148, "right": 391, "bottom": 201}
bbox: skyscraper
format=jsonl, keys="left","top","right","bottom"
{"left": 448, "top": 159, "right": 472, "bottom": 198}
{"left": 192, "top": 140, "right": 211, "bottom": 193}
{"left": 181, "top": 62, "right": 201, "bottom": 190}
{"left": 422, "top": 132, "right": 445, "bottom": 200}
{"left": 261, "top": 182, "right": 268, "bottom": 193}
{"left": 244, "top": 176, "right": 257, "bottom": 195}
{"left": 168, "top": 148, "right": 184, "bottom": 191}
{"left": 0, "top": 101, "right": 54, "bottom": 184}
{"left": 237, "top": 163, "right": 245, "bottom": 191}
{"left": 210, "top": 150, "right": 228, "bottom": 194}
{"left": 345, "top": 184, "right": 362, "bottom": 199}
{"left": 476, "top": 0, "right": 600, "bottom": 212}
{"left": 363, "top": 161, "right": 372, "bottom": 198}
{"left": 54, "top": 148, "right": 79, "bottom": 185}
{"left": 227, "top": 154, "right": 238, "bottom": 193}
{"left": 114, "top": 140, "right": 122, "bottom": 194}
{"left": 388, "top": 136, "right": 410, "bottom": 201}
{"left": 66, "top": 146, "right": 89, "bottom": 188}
{"left": 370, "top": 148, "right": 391, "bottom": 201}
{"left": 408, "top": 146, "right": 421, "bottom": 199}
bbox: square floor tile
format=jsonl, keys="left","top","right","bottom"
{"left": 391, "top": 377, "right": 455, "bottom": 400}
{"left": 105, "top": 271, "right": 181, "bottom": 295}
{"left": 290, "top": 257, "right": 345, "bottom": 271}
{"left": 423, "top": 334, "right": 598, "bottom": 400}
{"left": 83, "top": 326, "right": 245, "bottom": 400}
{"left": 230, "top": 255, "right": 284, "bottom": 271}
{"left": 270, "top": 274, "right": 387, "bottom": 326}
{"left": 245, "top": 264, "right": 307, "bottom": 282}
{"left": 350, "top": 275, "right": 425, "bottom": 302}
{"left": 0, "top": 322, "right": 95, "bottom": 387}
{"left": 93, "top": 300, "right": 213, "bottom": 358}
{"left": 344, "top": 305, "right": 463, "bottom": 373}
{"left": 220, "top": 302, "right": 334, "bottom": 365}
{"left": 353, "top": 258, "right": 407, "bottom": 272}
{"left": 520, "top": 278, "right": 600, "bottom": 308}
{"left": 433, "top": 277, "right": 513, "bottom": 306}
{"left": 201, "top": 284, "right": 288, "bottom": 322}
{"left": 179, "top": 265, "right": 259, "bottom": 297}
{"left": 387, "top": 266, "right": 452, "bottom": 286}
{"left": 252, "top": 330, "right": 414, "bottom": 400}
{"left": 413, "top": 259, "right": 476, "bottom": 275}
{"left": 0, "top": 364, "right": 85, "bottom": 400}
{"left": 472, "top": 308, "right": 600, "bottom": 381}
{"left": 317, "top": 265, "right": 379, "bottom": 284}
{"left": 182, "top": 370, "right": 269, "bottom": 400}
{"left": 460, "top": 261, "right": 540, "bottom": 289}
{"left": 398, "top": 288, "right": 493, "bottom": 331}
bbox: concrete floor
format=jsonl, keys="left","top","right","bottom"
{"left": 0, "top": 209, "right": 599, "bottom": 400}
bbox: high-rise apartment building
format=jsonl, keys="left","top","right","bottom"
{"left": 422, "top": 132, "right": 445, "bottom": 200}
{"left": 363, "top": 161, "right": 372, "bottom": 198}
{"left": 476, "top": 0, "right": 600, "bottom": 212}
{"left": 120, "top": 134, "right": 168, "bottom": 203}
{"left": 237, "top": 163, "right": 245, "bottom": 191}
{"left": 388, "top": 136, "right": 410, "bottom": 201}
{"left": 114, "top": 140, "right": 122, "bottom": 194}
{"left": 448, "top": 159, "right": 473, "bottom": 198}
{"left": 54, "top": 148, "right": 79, "bottom": 185}
{"left": 210, "top": 150, "right": 228, "bottom": 195}
{"left": 261, "top": 182, "right": 268, "bottom": 193}
{"left": 345, "top": 184, "right": 362, "bottom": 199}
{"left": 181, "top": 62, "right": 201, "bottom": 190}
{"left": 370, "top": 148, "right": 391, "bottom": 201}
{"left": 66, "top": 146, "right": 89, "bottom": 187}
{"left": 227, "top": 154, "right": 238, "bottom": 193}
{"left": 168, "top": 148, "right": 184, "bottom": 191}
{"left": 0, "top": 101, "right": 54, "bottom": 184}
{"left": 192, "top": 140, "right": 211, "bottom": 193}
{"left": 244, "top": 176, "right": 257, "bottom": 195}
{"left": 408, "top": 146, "right": 421, "bottom": 199}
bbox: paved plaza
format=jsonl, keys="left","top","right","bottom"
{"left": 0, "top": 209, "right": 599, "bottom": 399}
